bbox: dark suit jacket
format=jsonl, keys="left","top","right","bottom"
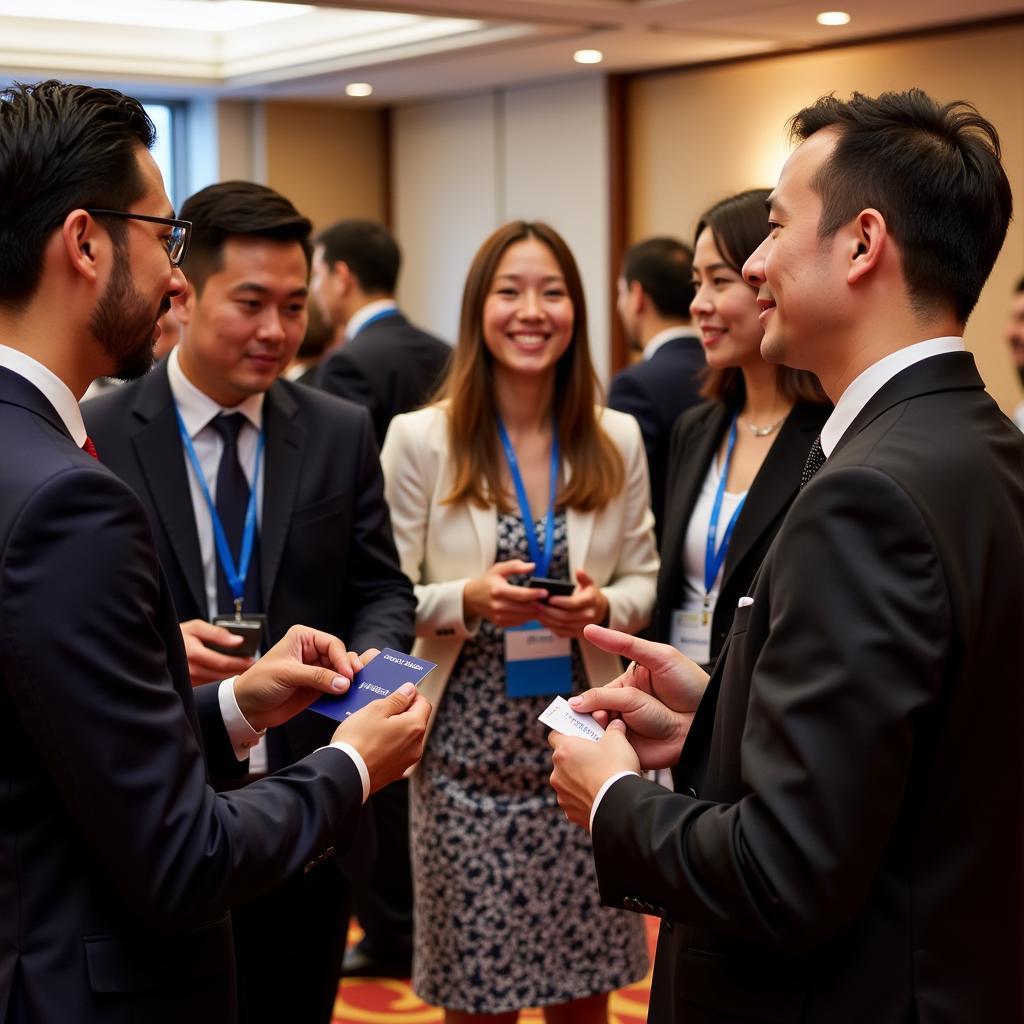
{"left": 651, "top": 400, "right": 829, "bottom": 669}
{"left": 315, "top": 311, "right": 451, "bottom": 447}
{"left": 593, "top": 353, "right": 1024, "bottom": 1023}
{"left": 0, "top": 366, "right": 365, "bottom": 1023}
{"left": 83, "top": 360, "right": 415, "bottom": 768}
{"left": 608, "top": 333, "right": 706, "bottom": 539}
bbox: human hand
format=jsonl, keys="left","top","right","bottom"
{"left": 233, "top": 625, "right": 362, "bottom": 732}
{"left": 536, "top": 568, "right": 610, "bottom": 639}
{"left": 332, "top": 683, "right": 431, "bottom": 794}
{"left": 463, "top": 559, "right": 546, "bottom": 628}
{"left": 180, "top": 618, "right": 255, "bottom": 686}
{"left": 548, "top": 721, "right": 640, "bottom": 830}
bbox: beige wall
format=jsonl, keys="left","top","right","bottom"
{"left": 261, "top": 101, "right": 387, "bottom": 232}
{"left": 628, "top": 22, "right": 1024, "bottom": 414}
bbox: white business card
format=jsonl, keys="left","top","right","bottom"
{"left": 538, "top": 695, "right": 605, "bottom": 743}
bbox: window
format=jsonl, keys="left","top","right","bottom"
{"left": 142, "top": 101, "right": 187, "bottom": 209}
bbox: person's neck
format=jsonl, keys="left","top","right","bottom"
{"left": 739, "top": 360, "right": 790, "bottom": 424}
{"left": 176, "top": 346, "right": 245, "bottom": 408}
{"left": 640, "top": 316, "right": 692, "bottom": 347}
{"left": 493, "top": 367, "right": 555, "bottom": 439}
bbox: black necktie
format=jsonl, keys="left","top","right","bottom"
{"left": 800, "top": 435, "right": 826, "bottom": 489}
{"left": 210, "top": 413, "right": 261, "bottom": 616}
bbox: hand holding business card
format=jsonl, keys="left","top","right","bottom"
{"left": 311, "top": 648, "right": 437, "bottom": 721}
{"left": 538, "top": 696, "right": 605, "bottom": 742}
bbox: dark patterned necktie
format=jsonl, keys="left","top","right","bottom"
{"left": 82, "top": 436, "right": 99, "bottom": 459}
{"left": 800, "top": 435, "right": 826, "bottom": 489}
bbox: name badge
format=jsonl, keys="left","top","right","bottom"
{"left": 504, "top": 620, "right": 572, "bottom": 698}
{"left": 669, "top": 593, "right": 715, "bottom": 666}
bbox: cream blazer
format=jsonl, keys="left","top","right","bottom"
{"left": 380, "top": 403, "right": 659, "bottom": 729}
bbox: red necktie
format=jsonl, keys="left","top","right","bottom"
{"left": 82, "top": 436, "right": 99, "bottom": 460}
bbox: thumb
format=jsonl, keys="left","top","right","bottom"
{"left": 381, "top": 682, "right": 417, "bottom": 715}
{"left": 575, "top": 568, "right": 594, "bottom": 589}
{"left": 496, "top": 559, "right": 535, "bottom": 578}
{"left": 606, "top": 718, "right": 627, "bottom": 735}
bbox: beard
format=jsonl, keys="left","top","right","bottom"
{"left": 89, "top": 253, "right": 168, "bottom": 382}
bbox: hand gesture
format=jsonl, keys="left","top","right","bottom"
{"left": 463, "top": 559, "right": 545, "bottom": 628}
{"left": 535, "top": 568, "right": 609, "bottom": 639}
{"left": 179, "top": 618, "right": 255, "bottom": 686}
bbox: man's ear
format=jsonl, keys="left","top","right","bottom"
{"left": 171, "top": 280, "right": 196, "bottom": 324}
{"left": 60, "top": 209, "right": 107, "bottom": 284}
{"left": 629, "top": 279, "right": 646, "bottom": 316}
{"left": 847, "top": 209, "right": 887, "bottom": 286}
{"left": 333, "top": 260, "right": 353, "bottom": 295}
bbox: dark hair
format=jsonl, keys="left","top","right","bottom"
{"left": 0, "top": 80, "right": 155, "bottom": 309}
{"left": 789, "top": 89, "right": 1013, "bottom": 324}
{"left": 316, "top": 219, "right": 400, "bottom": 295}
{"left": 179, "top": 181, "right": 312, "bottom": 294}
{"left": 439, "top": 220, "right": 624, "bottom": 512}
{"left": 621, "top": 237, "right": 694, "bottom": 319}
{"left": 695, "top": 189, "right": 828, "bottom": 408}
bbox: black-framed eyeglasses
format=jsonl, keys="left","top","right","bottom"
{"left": 85, "top": 209, "right": 192, "bottom": 267}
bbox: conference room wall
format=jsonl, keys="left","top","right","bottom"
{"left": 627, "top": 20, "right": 1024, "bottom": 415}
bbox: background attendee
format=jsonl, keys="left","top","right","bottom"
{"left": 381, "top": 220, "right": 658, "bottom": 1024}
{"left": 85, "top": 181, "right": 417, "bottom": 1024}
{"left": 608, "top": 237, "right": 703, "bottom": 537}
{"left": 313, "top": 218, "right": 451, "bottom": 446}
{"left": 550, "top": 89, "right": 1023, "bottom": 1023}
{"left": 651, "top": 190, "right": 828, "bottom": 671}
{"left": 0, "top": 78, "right": 429, "bottom": 1024}
{"left": 1005, "top": 274, "right": 1024, "bottom": 429}
{"left": 285, "top": 300, "right": 334, "bottom": 385}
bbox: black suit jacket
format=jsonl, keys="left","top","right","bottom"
{"left": 608, "top": 334, "right": 706, "bottom": 540}
{"left": 0, "top": 366, "right": 365, "bottom": 1023}
{"left": 315, "top": 311, "right": 451, "bottom": 447}
{"left": 83, "top": 360, "right": 415, "bottom": 767}
{"left": 593, "top": 353, "right": 1024, "bottom": 1023}
{"left": 651, "top": 400, "right": 829, "bottom": 668}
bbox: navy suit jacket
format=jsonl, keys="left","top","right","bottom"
{"left": 594, "top": 354, "right": 1024, "bottom": 1023}
{"left": 607, "top": 333, "right": 706, "bottom": 539}
{"left": 315, "top": 311, "right": 451, "bottom": 448}
{"left": 0, "top": 366, "right": 365, "bottom": 1023}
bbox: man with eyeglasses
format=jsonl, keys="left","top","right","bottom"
{"left": 0, "top": 80, "right": 429, "bottom": 1024}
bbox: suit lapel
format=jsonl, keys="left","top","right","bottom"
{"left": 259, "top": 382, "right": 304, "bottom": 610}
{"left": 130, "top": 364, "right": 208, "bottom": 617}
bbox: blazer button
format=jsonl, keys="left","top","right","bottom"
{"left": 303, "top": 861, "right": 316, "bottom": 874}
{"left": 686, "top": 787, "right": 698, "bottom": 798}
{"left": 324, "top": 846, "right": 336, "bottom": 858}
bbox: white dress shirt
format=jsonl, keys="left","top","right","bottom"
{"left": 346, "top": 298, "right": 398, "bottom": 341}
{"left": 0, "top": 344, "right": 88, "bottom": 445}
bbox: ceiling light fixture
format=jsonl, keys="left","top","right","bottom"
{"left": 816, "top": 11, "right": 851, "bottom": 26}
{"left": 573, "top": 49, "right": 603, "bottom": 65}
{"left": 345, "top": 83, "right": 374, "bottom": 97}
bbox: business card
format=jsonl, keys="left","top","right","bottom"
{"left": 538, "top": 695, "right": 605, "bottom": 743}
{"left": 310, "top": 648, "right": 437, "bottom": 722}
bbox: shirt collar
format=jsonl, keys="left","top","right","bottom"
{"left": 643, "top": 325, "right": 701, "bottom": 362}
{"left": 0, "top": 344, "right": 87, "bottom": 446}
{"left": 167, "top": 346, "right": 264, "bottom": 438}
{"left": 820, "top": 336, "right": 965, "bottom": 456}
{"left": 346, "top": 298, "right": 398, "bottom": 340}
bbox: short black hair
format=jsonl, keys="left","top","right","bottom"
{"left": 0, "top": 80, "right": 155, "bottom": 309}
{"left": 316, "top": 219, "right": 400, "bottom": 295}
{"left": 789, "top": 89, "right": 1013, "bottom": 324}
{"left": 621, "top": 237, "right": 694, "bottom": 320}
{"left": 179, "top": 181, "right": 313, "bottom": 294}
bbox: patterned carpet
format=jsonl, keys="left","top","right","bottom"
{"left": 333, "top": 919, "right": 657, "bottom": 1024}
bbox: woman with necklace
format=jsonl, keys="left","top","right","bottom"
{"left": 380, "top": 221, "right": 656, "bottom": 1024}
{"left": 650, "top": 189, "right": 830, "bottom": 671}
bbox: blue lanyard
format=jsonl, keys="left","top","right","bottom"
{"left": 496, "top": 418, "right": 559, "bottom": 578}
{"left": 354, "top": 307, "right": 400, "bottom": 335}
{"left": 175, "top": 407, "right": 265, "bottom": 614}
{"left": 704, "top": 415, "right": 746, "bottom": 595}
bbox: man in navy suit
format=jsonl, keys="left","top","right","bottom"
{"left": 608, "top": 237, "right": 704, "bottom": 537}
{"left": 84, "top": 181, "right": 418, "bottom": 1024}
{"left": 551, "top": 89, "right": 1023, "bottom": 1022}
{"left": 0, "top": 81, "right": 429, "bottom": 1024}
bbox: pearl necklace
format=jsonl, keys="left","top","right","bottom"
{"left": 742, "top": 415, "right": 786, "bottom": 437}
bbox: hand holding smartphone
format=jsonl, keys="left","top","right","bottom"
{"left": 526, "top": 576, "right": 575, "bottom": 599}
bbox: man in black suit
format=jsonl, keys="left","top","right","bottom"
{"left": 550, "top": 89, "right": 1023, "bottom": 1022}
{"left": 312, "top": 218, "right": 451, "bottom": 447}
{"left": 85, "top": 181, "right": 418, "bottom": 1024}
{"left": 0, "top": 80, "right": 429, "bottom": 1024}
{"left": 608, "top": 238, "right": 704, "bottom": 537}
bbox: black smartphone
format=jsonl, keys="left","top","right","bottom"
{"left": 208, "top": 615, "right": 266, "bottom": 657}
{"left": 526, "top": 576, "right": 576, "bottom": 598}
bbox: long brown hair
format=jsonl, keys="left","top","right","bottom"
{"left": 695, "top": 189, "right": 828, "bottom": 408}
{"left": 439, "top": 220, "right": 624, "bottom": 511}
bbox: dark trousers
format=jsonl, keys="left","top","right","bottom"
{"left": 232, "top": 861, "right": 351, "bottom": 1024}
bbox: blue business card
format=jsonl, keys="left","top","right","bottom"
{"left": 310, "top": 648, "right": 437, "bottom": 722}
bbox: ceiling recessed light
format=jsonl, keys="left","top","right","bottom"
{"left": 573, "top": 49, "right": 603, "bottom": 65}
{"left": 345, "top": 83, "right": 374, "bottom": 98}
{"left": 816, "top": 11, "right": 851, "bottom": 26}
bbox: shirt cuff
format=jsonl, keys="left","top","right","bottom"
{"left": 589, "top": 770, "right": 640, "bottom": 833}
{"left": 314, "top": 742, "right": 370, "bottom": 804}
{"left": 218, "top": 677, "right": 265, "bottom": 762}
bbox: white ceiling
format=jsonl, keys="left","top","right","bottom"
{"left": 1, "top": 0, "right": 1021, "bottom": 103}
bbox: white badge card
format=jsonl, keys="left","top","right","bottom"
{"left": 669, "top": 593, "right": 715, "bottom": 666}
{"left": 538, "top": 696, "right": 604, "bottom": 742}
{"left": 505, "top": 621, "right": 572, "bottom": 698}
